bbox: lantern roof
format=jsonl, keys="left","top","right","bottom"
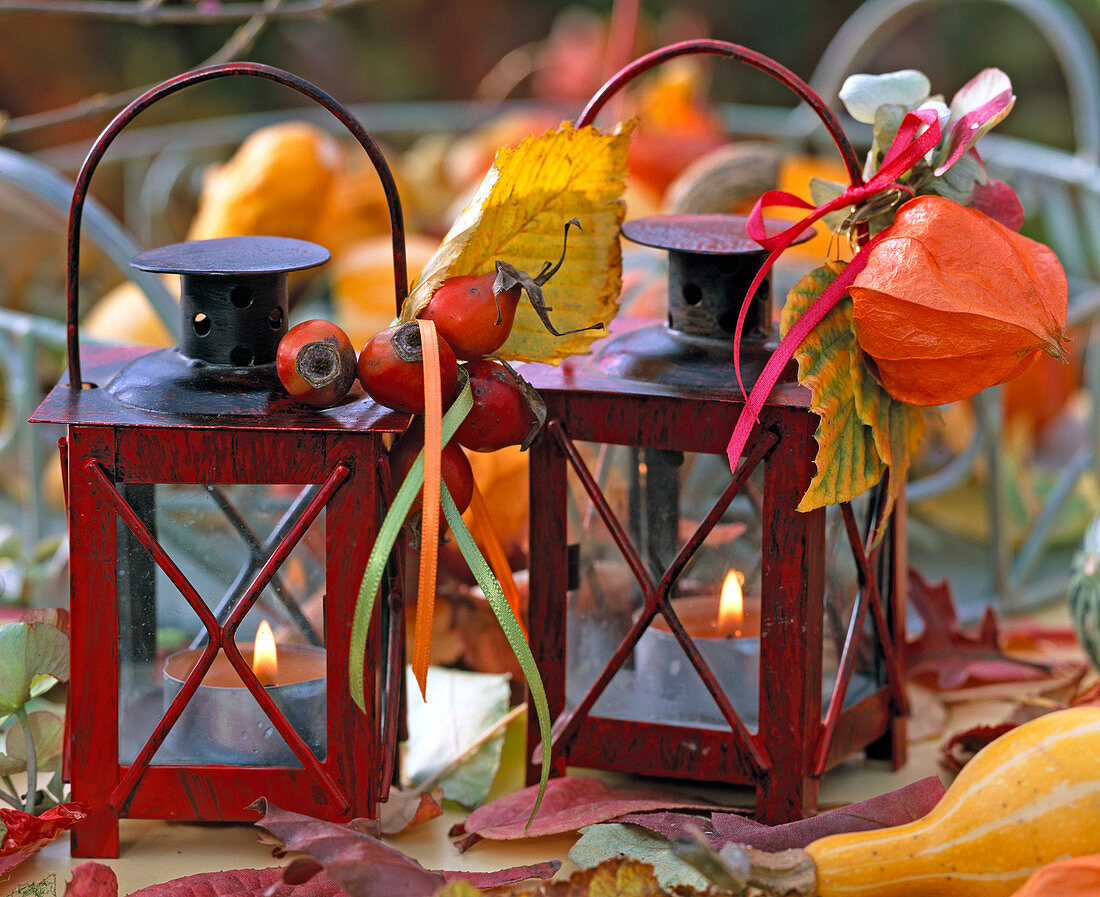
{"left": 131, "top": 236, "right": 330, "bottom": 276}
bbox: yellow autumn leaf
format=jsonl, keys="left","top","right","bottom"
{"left": 400, "top": 121, "right": 634, "bottom": 363}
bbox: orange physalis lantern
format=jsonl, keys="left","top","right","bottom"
{"left": 850, "top": 195, "right": 1068, "bottom": 406}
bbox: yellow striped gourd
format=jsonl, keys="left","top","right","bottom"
{"left": 804, "top": 706, "right": 1100, "bottom": 896}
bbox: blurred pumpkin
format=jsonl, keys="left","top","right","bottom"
{"left": 83, "top": 278, "right": 177, "bottom": 347}
{"left": 312, "top": 160, "right": 403, "bottom": 260}
{"left": 625, "top": 59, "right": 727, "bottom": 198}
{"left": 331, "top": 233, "right": 440, "bottom": 348}
{"left": 188, "top": 121, "right": 342, "bottom": 243}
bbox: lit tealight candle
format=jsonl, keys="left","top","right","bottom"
{"left": 161, "top": 620, "right": 326, "bottom": 765}
{"left": 635, "top": 569, "right": 762, "bottom": 728}
{"left": 252, "top": 619, "right": 279, "bottom": 687}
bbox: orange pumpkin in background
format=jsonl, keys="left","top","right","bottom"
{"left": 850, "top": 195, "right": 1068, "bottom": 407}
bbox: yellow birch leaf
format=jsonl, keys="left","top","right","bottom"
{"left": 781, "top": 266, "right": 883, "bottom": 512}
{"left": 400, "top": 121, "right": 634, "bottom": 363}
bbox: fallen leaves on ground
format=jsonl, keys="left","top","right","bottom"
{"left": 610, "top": 776, "right": 945, "bottom": 852}
{"left": 0, "top": 802, "right": 88, "bottom": 877}
{"left": 436, "top": 857, "right": 708, "bottom": 897}
{"left": 253, "top": 800, "right": 558, "bottom": 897}
{"left": 905, "top": 567, "right": 1085, "bottom": 691}
{"left": 377, "top": 787, "right": 444, "bottom": 836}
{"left": 568, "top": 825, "right": 711, "bottom": 891}
{"left": 450, "top": 778, "right": 721, "bottom": 851}
{"left": 65, "top": 862, "right": 119, "bottom": 896}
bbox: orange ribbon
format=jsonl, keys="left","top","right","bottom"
{"left": 411, "top": 319, "right": 443, "bottom": 699}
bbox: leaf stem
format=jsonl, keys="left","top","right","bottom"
{"left": 0, "top": 778, "right": 22, "bottom": 808}
{"left": 15, "top": 706, "right": 37, "bottom": 815}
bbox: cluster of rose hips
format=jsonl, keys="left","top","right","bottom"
{"left": 275, "top": 220, "right": 594, "bottom": 512}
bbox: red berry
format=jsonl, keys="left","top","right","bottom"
{"left": 358, "top": 321, "right": 459, "bottom": 414}
{"left": 420, "top": 273, "right": 521, "bottom": 360}
{"left": 454, "top": 359, "right": 546, "bottom": 452}
{"left": 388, "top": 416, "right": 474, "bottom": 514}
{"left": 276, "top": 319, "right": 358, "bottom": 408}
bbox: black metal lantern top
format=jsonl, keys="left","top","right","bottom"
{"left": 131, "top": 235, "right": 329, "bottom": 368}
{"left": 595, "top": 213, "right": 808, "bottom": 390}
{"left": 101, "top": 236, "right": 330, "bottom": 417}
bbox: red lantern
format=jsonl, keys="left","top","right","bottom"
{"left": 524, "top": 209, "right": 908, "bottom": 824}
{"left": 522, "top": 42, "right": 909, "bottom": 825}
{"left": 31, "top": 65, "right": 406, "bottom": 857}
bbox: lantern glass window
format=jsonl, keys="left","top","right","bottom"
{"left": 116, "top": 482, "right": 328, "bottom": 767}
{"left": 562, "top": 441, "right": 886, "bottom": 732}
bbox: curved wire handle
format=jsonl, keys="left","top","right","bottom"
{"left": 65, "top": 62, "right": 408, "bottom": 389}
{"left": 575, "top": 38, "right": 864, "bottom": 187}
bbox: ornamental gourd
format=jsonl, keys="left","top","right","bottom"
{"left": 849, "top": 195, "right": 1068, "bottom": 407}
{"left": 739, "top": 707, "right": 1100, "bottom": 897}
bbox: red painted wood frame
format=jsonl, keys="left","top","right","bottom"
{"left": 37, "top": 348, "right": 401, "bottom": 858}
{"left": 523, "top": 350, "right": 908, "bottom": 825}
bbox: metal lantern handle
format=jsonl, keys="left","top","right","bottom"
{"left": 575, "top": 39, "right": 864, "bottom": 187}
{"left": 65, "top": 62, "right": 409, "bottom": 390}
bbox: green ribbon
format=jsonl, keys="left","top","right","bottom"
{"left": 348, "top": 380, "right": 473, "bottom": 712}
{"left": 440, "top": 484, "right": 551, "bottom": 824}
{"left": 348, "top": 377, "right": 551, "bottom": 821}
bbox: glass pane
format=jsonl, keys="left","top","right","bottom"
{"left": 563, "top": 442, "right": 890, "bottom": 733}
{"left": 565, "top": 444, "right": 763, "bottom": 731}
{"left": 116, "top": 482, "right": 327, "bottom": 766}
{"left": 822, "top": 499, "right": 888, "bottom": 712}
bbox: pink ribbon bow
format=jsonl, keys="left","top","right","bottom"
{"left": 725, "top": 107, "right": 942, "bottom": 472}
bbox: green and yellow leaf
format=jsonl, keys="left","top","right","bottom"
{"left": 781, "top": 264, "right": 924, "bottom": 518}
{"left": 400, "top": 121, "right": 634, "bottom": 363}
{"left": 781, "top": 266, "right": 883, "bottom": 511}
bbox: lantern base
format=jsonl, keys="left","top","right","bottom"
{"left": 106, "top": 347, "right": 287, "bottom": 417}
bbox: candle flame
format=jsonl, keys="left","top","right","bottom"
{"left": 253, "top": 620, "right": 279, "bottom": 687}
{"left": 718, "top": 570, "right": 745, "bottom": 635}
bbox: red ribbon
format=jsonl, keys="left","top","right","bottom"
{"left": 725, "top": 108, "right": 942, "bottom": 472}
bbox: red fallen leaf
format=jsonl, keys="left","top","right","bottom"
{"left": 378, "top": 788, "right": 443, "bottom": 836}
{"left": 252, "top": 800, "right": 557, "bottom": 897}
{"left": 940, "top": 722, "right": 1017, "bottom": 773}
{"left": 905, "top": 568, "right": 1054, "bottom": 690}
{"left": 0, "top": 802, "right": 88, "bottom": 876}
{"left": 127, "top": 866, "right": 346, "bottom": 896}
{"left": 253, "top": 799, "right": 444, "bottom": 897}
{"left": 451, "top": 777, "right": 721, "bottom": 851}
{"left": 613, "top": 776, "right": 945, "bottom": 850}
{"left": 441, "top": 861, "right": 562, "bottom": 886}
{"left": 65, "top": 862, "right": 118, "bottom": 897}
